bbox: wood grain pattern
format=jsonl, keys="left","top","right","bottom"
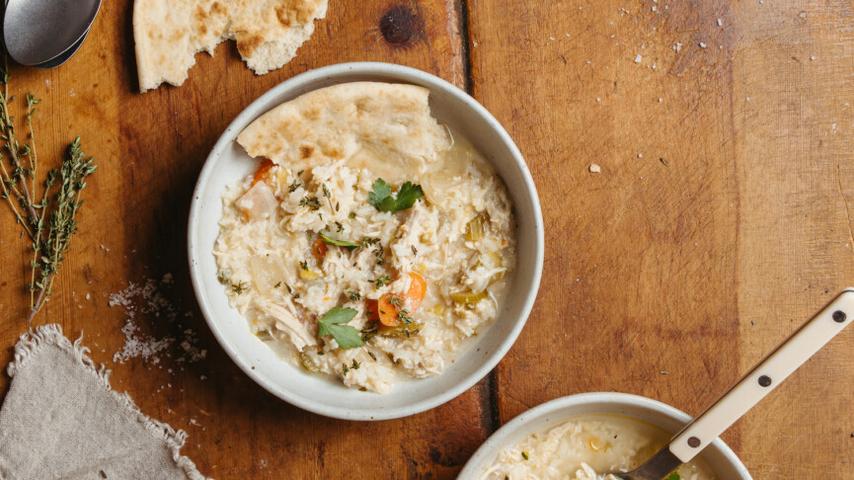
{"left": 0, "top": 1, "right": 483, "bottom": 479}
{"left": 0, "top": 0, "right": 851, "bottom": 478}
{"left": 466, "top": 0, "right": 853, "bottom": 478}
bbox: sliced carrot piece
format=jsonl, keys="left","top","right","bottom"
{"left": 377, "top": 293, "right": 403, "bottom": 327}
{"left": 406, "top": 272, "right": 427, "bottom": 310}
{"left": 365, "top": 299, "right": 380, "bottom": 322}
{"left": 251, "top": 158, "right": 275, "bottom": 186}
{"left": 311, "top": 237, "right": 328, "bottom": 263}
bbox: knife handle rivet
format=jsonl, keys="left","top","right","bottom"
{"left": 758, "top": 375, "right": 772, "bottom": 387}
{"left": 833, "top": 310, "right": 846, "bottom": 323}
{"left": 688, "top": 436, "right": 701, "bottom": 448}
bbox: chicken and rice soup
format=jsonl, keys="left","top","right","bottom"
{"left": 214, "top": 82, "right": 516, "bottom": 393}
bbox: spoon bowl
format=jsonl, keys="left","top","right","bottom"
{"left": 3, "top": 0, "right": 101, "bottom": 66}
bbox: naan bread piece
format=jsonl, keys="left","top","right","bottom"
{"left": 133, "top": 0, "right": 327, "bottom": 92}
{"left": 236, "top": 83, "right": 452, "bottom": 175}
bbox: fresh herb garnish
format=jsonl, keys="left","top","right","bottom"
{"left": 388, "top": 295, "right": 403, "bottom": 309}
{"left": 319, "top": 231, "right": 359, "bottom": 248}
{"left": 288, "top": 179, "right": 302, "bottom": 193}
{"left": 665, "top": 474, "right": 681, "bottom": 480}
{"left": 373, "top": 274, "right": 392, "bottom": 288}
{"left": 360, "top": 237, "right": 380, "bottom": 247}
{"left": 231, "top": 281, "right": 248, "bottom": 295}
{"left": 368, "top": 178, "right": 424, "bottom": 212}
{"left": 317, "top": 307, "right": 363, "bottom": 349}
{"left": 300, "top": 195, "right": 320, "bottom": 210}
{"left": 347, "top": 290, "right": 361, "bottom": 301}
{"left": 217, "top": 271, "right": 247, "bottom": 295}
{"left": 350, "top": 359, "right": 360, "bottom": 370}
{"left": 397, "top": 309, "right": 413, "bottom": 324}
{"left": 521, "top": 451, "right": 530, "bottom": 461}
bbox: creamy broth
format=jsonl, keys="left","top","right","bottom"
{"left": 215, "top": 126, "right": 516, "bottom": 393}
{"left": 484, "top": 415, "right": 715, "bottom": 480}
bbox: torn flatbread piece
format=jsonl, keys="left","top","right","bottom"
{"left": 236, "top": 82, "right": 452, "bottom": 173}
{"left": 133, "top": 0, "right": 328, "bottom": 92}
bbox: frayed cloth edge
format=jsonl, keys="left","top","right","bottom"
{"left": 7, "top": 324, "right": 209, "bottom": 480}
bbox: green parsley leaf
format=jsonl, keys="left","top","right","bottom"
{"left": 317, "top": 307, "right": 363, "bottom": 349}
{"left": 368, "top": 178, "right": 392, "bottom": 207}
{"left": 368, "top": 178, "right": 424, "bottom": 212}
{"left": 319, "top": 231, "right": 359, "bottom": 248}
{"left": 665, "top": 474, "right": 681, "bottom": 480}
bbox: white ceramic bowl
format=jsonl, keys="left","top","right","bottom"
{"left": 187, "top": 62, "right": 544, "bottom": 420}
{"left": 459, "top": 392, "right": 752, "bottom": 479}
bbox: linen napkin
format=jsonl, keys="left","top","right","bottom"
{"left": 0, "top": 325, "right": 208, "bottom": 480}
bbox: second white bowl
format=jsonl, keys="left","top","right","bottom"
{"left": 459, "top": 392, "right": 752, "bottom": 479}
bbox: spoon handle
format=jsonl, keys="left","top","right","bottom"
{"left": 668, "top": 288, "right": 854, "bottom": 463}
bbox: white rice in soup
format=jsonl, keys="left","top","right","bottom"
{"left": 214, "top": 82, "right": 516, "bottom": 393}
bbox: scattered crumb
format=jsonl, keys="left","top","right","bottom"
{"left": 85, "top": 292, "right": 91, "bottom": 301}
{"left": 716, "top": 18, "right": 723, "bottom": 27}
{"left": 698, "top": 42, "right": 708, "bottom": 49}
{"left": 637, "top": 153, "right": 644, "bottom": 159}
{"left": 657, "top": 97, "right": 663, "bottom": 103}
{"left": 672, "top": 42, "right": 683, "bottom": 53}
{"left": 660, "top": 370, "right": 670, "bottom": 376}
{"left": 99, "top": 243, "right": 110, "bottom": 253}
{"left": 589, "top": 163, "right": 602, "bottom": 174}
{"left": 809, "top": 54, "right": 817, "bottom": 61}
{"left": 634, "top": 54, "right": 642, "bottom": 64}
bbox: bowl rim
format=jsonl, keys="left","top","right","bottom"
{"left": 187, "top": 62, "right": 545, "bottom": 420}
{"left": 458, "top": 392, "right": 752, "bottom": 479}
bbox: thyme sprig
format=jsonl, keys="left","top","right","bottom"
{"left": 0, "top": 59, "right": 96, "bottom": 325}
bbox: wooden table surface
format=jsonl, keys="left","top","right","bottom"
{"left": 1, "top": 1, "right": 852, "bottom": 478}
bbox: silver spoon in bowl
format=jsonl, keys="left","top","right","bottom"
{"left": 610, "top": 288, "right": 854, "bottom": 480}
{"left": 3, "top": 0, "right": 101, "bottom": 67}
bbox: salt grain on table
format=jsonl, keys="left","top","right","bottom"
{"left": 109, "top": 278, "right": 207, "bottom": 368}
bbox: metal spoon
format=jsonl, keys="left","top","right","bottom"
{"left": 611, "top": 288, "right": 854, "bottom": 480}
{"left": 33, "top": 26, "right": 89, "bottom": 68}
{"left": 3, "top": 0, "right": 101, "bottom": 67}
